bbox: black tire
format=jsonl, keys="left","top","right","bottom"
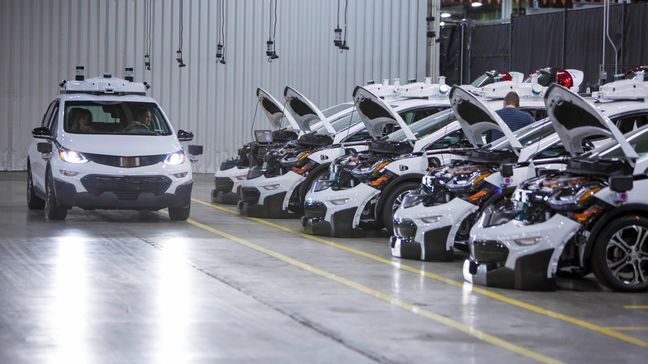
{"left": 592, "top": 215, "right": 648, "bottom": 292}
{"left": 169, "top": 204, "right": 191, "bottom": 221}
{"left": 381, "top": 182, "right": 421, "bottom": 234}
{"left": 44, "top": 169, "right": 67, "bottom": 220}
{"left": 27, "top": 163, "right": 45, "bottom": 210}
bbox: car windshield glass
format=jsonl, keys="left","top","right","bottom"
{"left": 321, "top": 103, "right": 353, "bottom": 117}
{"left": 583, "top": 126, "right": 648, "bottom": 159}
{"left": 63, "top": 101, "right": 170, "bottom": 135}
{"left": 489, "top": 119, "right": 553, "bottom": 150}
{"left": 314, "top": 111, "right": 360, "bottom": 135}
{"left": 387, "top": 109, "right": 455, "bottom": 141}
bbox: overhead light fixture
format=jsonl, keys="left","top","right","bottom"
{"left": 441, "top": 12, "right": 451, "bottom": 18}
{"left": 471, "top": 1, "right": 483, "bottom": 7}
{"left": 439, "top": 21, "right": 446, "bottom": 27}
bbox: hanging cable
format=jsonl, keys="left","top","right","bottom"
{"left": 266, "top": 0, "right": 279, "bottom": 62}
{"left": 144, "top": 0, "right": 152, "bottom": 70}
{"left": 338, "top": 0, "right": 349, "bottom": 51}
{"left": 176, "top": 0, "right": 186, "bottom": 67}
{"left": 333, "top": 0, "right": 342, "bottom": 47}
{"left": 216, "top": 0, "right": 226, "bottom": 64}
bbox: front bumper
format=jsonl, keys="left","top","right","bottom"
{"left": 54, "top": 175, "right": 192, "bottom": 210}
{"left": 237, "top": 172, "right": 305, "bottom": 218}
{"left": 211, "top": 166, "right": 249, "bottom": 204}
{"left": 463, "top": 214, "right": 581, "bottom": 291}
{"left": 391, "top": 198, "right": 478, "bottom": 261}
{"left": 301, "top": 183, "right": 380, "bottom": 237}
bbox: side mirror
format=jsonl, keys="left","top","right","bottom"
{"left": 37, "top": 142, "right": 52, "bottom": 153}
{"left": 177, "top": 129, "right": 194, "bottom": 142}
{"left": 609, "top": 175, "right": 633, "bottom": 193}
{"left": 32, "top": 127, "right": 51, "bottom": 138}
{"left": 500, "top": 163, "right": 514, "bottom": 178}
{"left": 188, "top": 144, "right": 203, "bottom": 156}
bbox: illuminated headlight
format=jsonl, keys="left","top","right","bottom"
{"left": 58, "top": 148, "right": 88, "bottom": 164}
{"left": 262, "top": 184, "right": 280, "bottom": 191}
{"left": 514, "top": 236, "right": 542, "bottom": 246}
{"left": 420, "top": 215, "right": 442, "bottom": 224}
{"left": 164, "top": 150, "right": 186, "bottom": 165}
{"left": 330, "top": 198, "right": 349, "bottom": 206}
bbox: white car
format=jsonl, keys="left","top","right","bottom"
{"left": 27, "top": 74, "right": 203, "bottom": 221}
{"left": 465, "top": 79, "right": 648, "bottom": 291}
{"left": 237, "top": 84, "right": 452, "bottom": 218}
{"left": 302, "top": 84, "right": 549, "bottom": 237}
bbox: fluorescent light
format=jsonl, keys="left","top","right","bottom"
{"left": 471, "top": 1, "right": 483, "bottom": 7}
{"left": 439, "top": 21, "right": 446, "bottom": 26}
{"left": 441, "top": 12, "right": 451, "bottom": 18}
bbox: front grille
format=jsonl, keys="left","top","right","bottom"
{"left": 84, "top": 153, "right": 167, "bottom": 168}
{"left": 393, "top": 218, "right": 417, "bottom": 238}
{"left": 471, "top": 240, "right": 509, "bottom": 265}
{"left": 81, "top": 175, "right": 171, "bottom": 199}
{"left": 304, "top": 201, "right": 326, "bottom": 218}
{"left": 239, "top": 187, "right": 260, "bottom": 204}
{"left": 214, "top": 177, "right": 234, "bottom": 191}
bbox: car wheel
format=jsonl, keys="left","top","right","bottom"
{"left": 169, "top": 204, "right": 191, "bottom": 221}
{"left": 381, "top": 182, "right": 420, "bottom": 234}
{"left": 592, "top": 216, "right": 648, "bottom": 292}
{"left": 27, "top": 163, "right": 45, "bottom": 210}
{"left": 44, "top": 169, "right": 67, "bottom": 220}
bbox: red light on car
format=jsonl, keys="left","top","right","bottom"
{"left": 556, "top": 70, "right": 573, "bottom": 89}
{"left": 500, "top": 72, "right": 512, "bottom": 81}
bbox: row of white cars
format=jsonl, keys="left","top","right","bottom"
{"left": 214, "top": 67, "right": 648, "bottom": 292}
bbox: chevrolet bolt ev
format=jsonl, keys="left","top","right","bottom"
{"left": 302, "top": 84, "right": 549, "bottom": 238}
{"left": 211, "top": 88, "right": 302, "bottom": 204}
{"left": 465, "top": 81, "right": 648, "bottom": 291}
{"left": 238, "top": 86, "right": 450, "bottom": 218}
{"left": 27, "top": 74, "right": 203, "bottom": 221}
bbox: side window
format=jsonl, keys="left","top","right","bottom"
{"left": 343, "top": 129, "right": 371, "bottom": 142}
{"left": 614, "top": 113, "right": 648, "bottom": 134}
{"left": 41, "top": 101, "right": 57, "bottom": 127}
{"left": 48, "top": 104, "right": 60, "bottom": 137}
{"left": 520, "top": 108, "right": 547, "bottom": 121}
{"left": 425, "top": 130, "right": 468, "bottom": 150}
{"left": 412, "top": 107, "right": 443, "bottom": 123}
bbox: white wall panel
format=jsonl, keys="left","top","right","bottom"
{"left": 0, "top": 0, "right": 427, "bottom": 172}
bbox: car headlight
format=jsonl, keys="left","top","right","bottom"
{"left": 164, "top": 150, "right": 186, "bottom": 165}
{"left": 514, "top": 236, "right": 542, "bottom": 246}
{"left": 262, "top": 184, "right": 280, "bottom": 191}
{"left": 58, "top": 148, "right": 88, "bottom": 164}
{"left": 420, "top": 215, "right": 442, "bottom": 224}
{"left": 401, "top": 191, "right": 425, "bottom": 209}
{"left": 313, "top": 179, "right": 334, "bottom": 192}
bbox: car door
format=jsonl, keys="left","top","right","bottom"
{"left": 30, "top": 100, "right": 59, "bottom": 191}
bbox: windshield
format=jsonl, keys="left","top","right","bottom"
{"left": 63, "top": 101, "right": 171, "bottom": 135}
{"left": 321, "top": 102, "right": 353, "bottom": 117}
{"left": 583, "top": 126, "right": 648, "bottom": 160}
{"left": 315, "top": 110, "right": 360, "bottom": 135}
{"left": 387, "top": 109, "right": 455, "bottom": 141}
{"left": 489, "top": 119, "right": 553, "bottom": 150}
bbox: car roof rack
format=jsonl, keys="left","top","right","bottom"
{"left": 478, "top": 68, "right": 583, "bottom": 100}
{"left": 59, "top": 66, "right": 148, "bottom": 95}
{"left": 394, "top": 76, "right": 451, "bottom": 99}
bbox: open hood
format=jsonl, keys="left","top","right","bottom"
{"left": 352, "top": 86, "right": 416, "bottom": 141}
{"left": 256, "top": 88, "right": 299, "bottom": 131}
{"left": 283, "top": 86, "right": 336, "bottom": 134}
{"left": 449, "top": 86, "right": 522, "bottom": 150}
{"left": 545, "top": 84, "right": 638, "bottom": 159}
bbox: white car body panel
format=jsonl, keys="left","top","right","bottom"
{"left": 305, "top": 183, "right": 380, "bottom": 229}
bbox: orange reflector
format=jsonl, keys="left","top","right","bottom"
{"left": 573, "top": 205, "right": 603, "bottom": 222}
{"left": 370, "top": 174, "right": 392, "bottom": 187}
{"left": 469, "top": 189, "right": 491, "bottom": 202}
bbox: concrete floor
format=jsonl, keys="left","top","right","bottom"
{"left": 1, "top": 172, "right": 647, "bottom": 363}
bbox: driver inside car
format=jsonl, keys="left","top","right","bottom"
{"left": 69, "top": 108, "right": 94, "bottom": 133}
{"left": 126, "top": 109, "right": 154, "bottom": 131}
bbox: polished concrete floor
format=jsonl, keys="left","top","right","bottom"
{"left": 1, "top": 171, "right": 647, "bottom": 363}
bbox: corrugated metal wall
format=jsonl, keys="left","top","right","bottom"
{"left": 0, "top": 0, "right": 427, "bottom": 172}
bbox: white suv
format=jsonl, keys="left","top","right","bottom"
{"left": 27, "top": 74, "right": 202, "bottom": 221}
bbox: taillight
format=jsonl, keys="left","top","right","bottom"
{"left": 556, "top": 70, "right": 573, "bottom": 89}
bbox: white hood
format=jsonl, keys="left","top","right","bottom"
{"left": 257, "top": 88, "right": 299, "bottom": 131}
{"left": 352, "top": 86, "right": 416, "bottom": 141}
{"left": 59, "top": 134, "right": 181, "bottom": 156}
{"left": 449, "top": 86, "right": 522, "bottom": 150}
{"left": 284, "top": 86, "right": 336, "bottom": 134}
{"left": 545, "top": 84, "right": 638, "bottom": 159}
